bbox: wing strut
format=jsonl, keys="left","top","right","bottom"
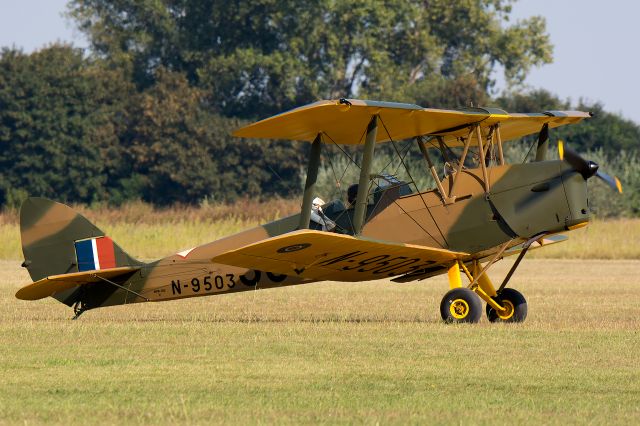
{"left": 298, "top": 133, "right": 323, "bottom": 229}
{"left": 497, "top": 232, "right": 547, "bottom": 293}
{"left": 417, "top": 136, "right": 453, "bottom": 204}
{"left": 353, "top": 115, "right": 378, "bottom": 234}
{"left": 492, "top": 123, "right": 505, "bottom": 165}
{"left": 475, "top": 125, "right": 490, "bottom": 192}
{"left": 449, "top": 128, "right": 474, "bottom": 198}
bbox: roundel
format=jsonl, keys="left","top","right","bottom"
{"left": 277, "top": 243, "right": 311, "bottom": 253}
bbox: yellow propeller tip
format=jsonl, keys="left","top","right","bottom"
{"left": 615, "top": 177, "right": 623, "bottom": 194}
{"left": 558, "top": 140, "right": 564, "bottom": 160}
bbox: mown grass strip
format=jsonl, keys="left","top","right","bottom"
{"left": 2, "top": 260, "right": 639, "bottom": 424}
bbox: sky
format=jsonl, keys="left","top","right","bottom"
{"left": 0, "top": 0, "right": 638, "bottom": 123}
{"left": 499, "top": 0, "right": 640, "bottom": 123}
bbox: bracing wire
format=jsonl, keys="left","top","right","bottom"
{"left": 323, "top": 125, "right": 449, "bottom": 244}
{"left": 322, "top": 130, "right": 363, "bottom": 170}
{"left": 323, "top": 129, "right": 418, "bottom": 235}
{"left": 522, "top": 136, "right": 537, "bottom": 163}
{"left": 366, "top": 139, "right": 414, "bottom": 217}
{"left": 322, "top": 140, "right": 356, "bottom": 232}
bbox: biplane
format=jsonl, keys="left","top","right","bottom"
{"left": 15, "top": 99, "right": 622, "bottom": 323}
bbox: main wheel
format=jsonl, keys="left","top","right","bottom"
{"left": 440, "top": 288, "right": 483, "bottom": 323}
{"left": 486, "top": 288, "right": 527, "bottom": 323}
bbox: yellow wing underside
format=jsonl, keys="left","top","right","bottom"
{"left": 233, "top": 99, "right": 590, "bottom": 146}
{"left": 212, "top": 230, "right": 467, "bottom": 282}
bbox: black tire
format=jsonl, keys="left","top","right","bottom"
{"left": 440, "top": 288, "right": 483, "bottom": 323}
{"left": 486, "top": 288, "right": 527, "bottom": 323}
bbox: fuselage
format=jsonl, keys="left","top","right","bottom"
{"left": 96, "top": 160, "right": 590, "bottom": 309}
{"left": 363, "top": 160, "right": 589, "bottom": 252}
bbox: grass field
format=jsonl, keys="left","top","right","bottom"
{"left": 2, "top": 259, "right": 639, "bottom": 424}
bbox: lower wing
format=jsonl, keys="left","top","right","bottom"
{"left": 212, "top": 230, "right": 466, "bottom": 282}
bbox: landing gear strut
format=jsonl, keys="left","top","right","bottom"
{"left": 440, "top": 234, "right": 540, "bottom": 324}
{"left": 440, "top": 266, "right": 528, "bottom": 324}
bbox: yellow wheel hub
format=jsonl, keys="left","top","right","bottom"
{"left": 450, "top": 298, "right": 470, "bottom": 319}
{"left": 497, "top": 300, "right": 515, "bottom": 320}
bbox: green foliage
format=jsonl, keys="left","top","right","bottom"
{"left": 496, "top": 89, "right": 640, "bottom": 153}
{"left": 0, "top": 2, "right": 636, "bottom": 215}
{"left": 68, "top": 0, "right": 552, "bottom": 116}
{"left": 0, "top": 46, "right": 128, "bottom": 204}
{"left": 0, "top": 47, "right": 302, "bottom": 206}
{"left": 584, "top": 149, "right": 640, "bottom": 218}
{"left": 121, "top": 69, "right": 307, "bottom": 204}
{"left": 125, "top": 69, "right": 221, "bottom": 204}
{"left": 560, "top": 101, "right": 640, "bottom": 153}
{"left": 495, "top": 88, "right": 568, "bottom": 112}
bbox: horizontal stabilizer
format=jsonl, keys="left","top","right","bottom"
{"left": 15, "top": 266, "right": 140, "bottom": 301}
{"left": 212, "top": 230, "right": 466, "bottom": 282}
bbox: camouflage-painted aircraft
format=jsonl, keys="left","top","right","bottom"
{"left": 16, "top": 99, "right": 622, "bottom": 323}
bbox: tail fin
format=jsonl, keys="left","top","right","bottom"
{"left": 20, "top": 197, "right": 141, "bottom": 282}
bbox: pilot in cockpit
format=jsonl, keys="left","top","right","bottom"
{"left": 310, "top": 197, "right": 336, "bottom": 231}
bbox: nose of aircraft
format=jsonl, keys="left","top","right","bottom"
{"left": 558, "top": 140, "right": 622, "bottom": 193}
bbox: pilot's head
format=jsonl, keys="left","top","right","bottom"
{"left": 312, "top": 197, "right": 325, "bottom": 209}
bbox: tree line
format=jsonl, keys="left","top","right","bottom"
{"left": 0, "top": 1, "right": 638, "bottom": 215}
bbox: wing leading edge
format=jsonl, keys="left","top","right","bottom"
{"left": 212, "top": 230, "right": 467, "bottom": 282}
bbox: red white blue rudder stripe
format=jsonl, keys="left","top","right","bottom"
{"left": 74, "top": 237, "right": 117, "bottom": 272}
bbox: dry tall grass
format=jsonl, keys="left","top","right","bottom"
{"left": 0, "top": 200, "right": 637, "bottom": 260}
{"left": 0, "top": 198, "right": 302, "bottom": 225}
{"left": 0, "top": 199, "right": 301, "bottom": 260}
{"left": 529, "top": 218, "right": 640, "bottom": 259}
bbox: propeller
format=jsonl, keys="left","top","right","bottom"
{"left": 558, "top": 140, "right": 623, "bottom": 193}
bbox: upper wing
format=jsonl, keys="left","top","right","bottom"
{"left": 15, "top": 266, "right": 139, "bottom": 301}
{"left": 436, "top": 111, "right": 591, "bottom": 147}
{"left": 232, "top": 99, "right": 590, "bottom": 147}
{"left": 233, "top": 99, "right": 490, "bottom": 145}
{"left": 212, "top": 229, "right": 466, "bottom": 282}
